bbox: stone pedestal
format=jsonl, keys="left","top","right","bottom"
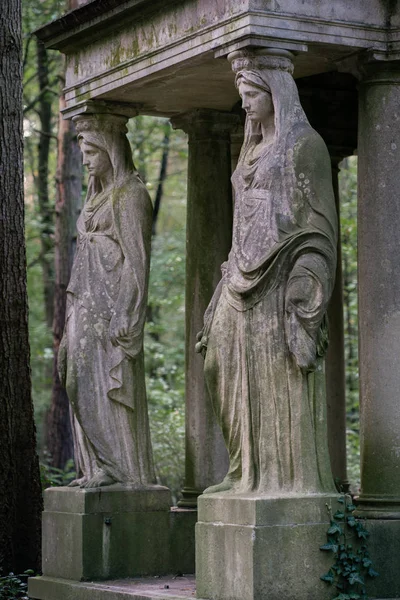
{"left": 196, "top": 493, "right": 338, "bottom": 600}
{"left": 41, "top": 486, "right": 174, "bottom": 580}
{"left": 30, "top": 486, "right": 197, "bottom": 600}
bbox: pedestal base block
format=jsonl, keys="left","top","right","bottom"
{"left": 360, "top": 519, "right": 400, "bottom": 599}
{"left": 42, "top": 485, "right": 177, "bottom": 581}
{"left": 196, "top": 493, "right": 339, "bottom": 600}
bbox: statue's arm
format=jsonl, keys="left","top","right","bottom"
{"left": 110, "top": 181, "right": 153, "bottom": 351}
{"left": 284, "top": 130, "right": 337, "bottom": 370}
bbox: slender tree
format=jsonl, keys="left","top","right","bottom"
{"left": 36, "top": 37, "right": 55, "bottom": 328}
{"left": 152, "top": 122, "right": 170, "bottom": 235}
{"left": 46, "top": 0, "right": 82, "bottom": 469}
{"left": 0, "top": 0, "right": 42, "bottom": 573}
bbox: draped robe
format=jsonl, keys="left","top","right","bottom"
{"left": 59, "top": 174, "right": 155, "bottom": 485}
{"left": 203, "top": 123, "right": 338, "bottom": 495}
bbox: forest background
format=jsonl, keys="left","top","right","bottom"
{"left": 23, "top": 0, "right": 359, "bottom": 506}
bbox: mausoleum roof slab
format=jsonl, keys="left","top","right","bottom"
{"left": 34, "top": 0, "right": 397, "bottom": 117}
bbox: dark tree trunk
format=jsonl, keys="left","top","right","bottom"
{"left": 36, "top": 38, "right": 54, "bottom": 328}
{"left": 152, "top": 124, "right": 170, "bottom": 236}
{"left": 46, "top": 73, "right": 82, "bottom": 470}
{"left": 0, "top": 0, "right": 42, "bottom": 573}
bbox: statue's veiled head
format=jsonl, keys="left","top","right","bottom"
{"left": 73, "top": 114, "right": 134, "bottom": 192}
{"left": 229, "top": 49, "right": 309, "bottom": 154}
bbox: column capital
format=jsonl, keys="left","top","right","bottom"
{"left": 170, "top": 109, "right": 240, "bottom": 140}
{"left": 337, "top": 50, "right": 400, "bottom": 83}
{"left": 61, "top": 99, "right": 140, "bottom": 121}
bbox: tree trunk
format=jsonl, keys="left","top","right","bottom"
{"left": 36, "top": 37, "right": 54, "bottom": 328}
{"left": 46, "top": 69, "right": 82, "bottom": 470}
{"left": 0, "top": 0, "right": 42, "bottom": 573}
{"left": 152, "top": 123, "right": 170, "bottom": 236}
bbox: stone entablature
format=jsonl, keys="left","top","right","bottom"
{"left": 36, "top": 0, "right": 397, "bottom": 118}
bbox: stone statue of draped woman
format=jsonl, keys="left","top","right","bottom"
{"left": 197, "top": 50, "right": 338, "bottom": 495}
{"left": 58, "top": 114, "right": 156, "bottom": 489}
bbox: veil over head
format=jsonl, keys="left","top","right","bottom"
{"left": 73, "top": 114, "right": 136, "bottom": 197}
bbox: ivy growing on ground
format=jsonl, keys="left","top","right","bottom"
{"left": 320, "top": 494, "right": 378, "bottom": 599}
{"left": 0, "top": 570, "right": 34, "bottom": 599}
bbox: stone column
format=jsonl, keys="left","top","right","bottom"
{"left": 356, "top": 61, "right": 400, "bottom": 517}
{"left": 355, "top": 58, "right": 400, "bottom": 599}
{"left": 171, "top": 109, "right": 239, "bottom": 508}
{"left": 325, "top": 156, "right": 349, "bottom": 491}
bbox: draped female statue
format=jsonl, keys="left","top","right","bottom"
{"left": 58, "top": 114, "right": 156, "bottom": 489}
{"left": 196, "top": 50, "right": 338, "bottom": 495}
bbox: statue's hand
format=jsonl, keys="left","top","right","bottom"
{"left": 195, "top": 330, "right": 208, "bottom": 359}
{"left": 285, "top": 274, "right": 321, "bottom": 371}
{"left": 58, "top": 335, "right": 67, "bottom": 386}
{"left": 110, "top": 312, "right": 130, "bottom": 346}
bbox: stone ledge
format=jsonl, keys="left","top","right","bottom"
{"left": 44, "top": 484, "right": 171, "bottom": 514}
{"left": 198, "top": 492, "right": 339, "bottom": 526}
{"left": 28, "top": 575, "right": 195, "bottom": 600}
{"left": 27, "top": 575, "right": 399, "bottom": 600}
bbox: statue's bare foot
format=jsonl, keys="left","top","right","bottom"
{"left": 68, "top": 476, "right": 87, "bottom": 487}
{"left": 82, "top": 472, "right": 116, "bottom": 488}
{"left": 203, "top": 477, "right": 236, "bottom": 495}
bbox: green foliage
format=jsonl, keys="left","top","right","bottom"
{"left": 145, "top": 231, "right": 186, "bottom": 503}
{"left": 320, "top": 494, "right": 378, "bottom": 599}
{"left": 0, "top": 570, "right": 34, "bottom": 600}
{"left": 128, "top": 119, "right": 188, "bottom": 503}
{"left": 40, "top": 458, "right": 76, "bottom": 490}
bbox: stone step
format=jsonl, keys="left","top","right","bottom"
{"left": 28, "top": 575, "right": 195, "bottom": 600}
{"left": 27, "top": 575, "right": 400, "bottom": 600}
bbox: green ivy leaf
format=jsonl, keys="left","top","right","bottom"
{"left": 346, "top": 516, "right": 356, "bottom": 527}
{"left": 346, "top": 504, "right": 357, "bottom": 512}
{"left": 320, "top": 572, "right": 334, "bottom": 584}
{"left": 320, "top": 543, "right": 339, "bottom": 553}
{"left": 328, "top": 523, "right": 343, "bottom": 536}
{"left": 334, "top": 511, "right": 345, "bottom": 520}
{"left": 349, "top": 573, "right": 365, "bottom": 586}
{"left": 362, "top": 558, "right": 372, "bottom": 568}
{"left": 368, "top": 567, "right": 379, "bottom": 578}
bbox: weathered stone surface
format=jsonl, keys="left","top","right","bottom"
{"left": 29, "top": 574, "right": 195, "bottom": 600}
{"left": 42, "top": 487, "right": 173, "bottom": 580}
{"left": 364, "top": 520, "right": 400, "bottom": 599}
{"left": 58, "top": 112, "right": 157, "bottom": 489}
{"left": 40, "top": 488, "right": 195, "bottom": 582}
{"left": 196, "top": 49, "right": 337, "bottom": 497}
{"left": 34, "top": 0, "right": 394, "bottom": 118}
{"left": 171, "top": 110, "right": 237, "bottom": 506}
{"left": 196, "top": 493, "right": 339, "bottom": 600}
{"left": 356, "top": 60, "right": 400, "bottom": 517}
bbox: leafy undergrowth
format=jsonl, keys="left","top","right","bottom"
{"left": 320, "top": 494, "right": 378, "bottom": 599}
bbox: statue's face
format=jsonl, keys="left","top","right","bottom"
{"left": 81, "top": 141, "right": 112, "bottom": 177}
{"left": 238, "top": 81, "right": 273, "bottom": 124}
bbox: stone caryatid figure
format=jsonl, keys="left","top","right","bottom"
{"left": 58, "top": 113, "right": 156, "bottom": 489}
{"left": 196, "top": 49, "right": 338, "bottom": 496}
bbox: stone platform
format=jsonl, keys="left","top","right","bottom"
{"left": 27, "top": 574, "right": 399, "bottom": 600}
{"left": 29, "top": 575, "right": 196, "bottom": 600}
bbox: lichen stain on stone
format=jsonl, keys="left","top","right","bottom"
{"left": 105, "top": 42, "right": 128, "bottom": 69}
